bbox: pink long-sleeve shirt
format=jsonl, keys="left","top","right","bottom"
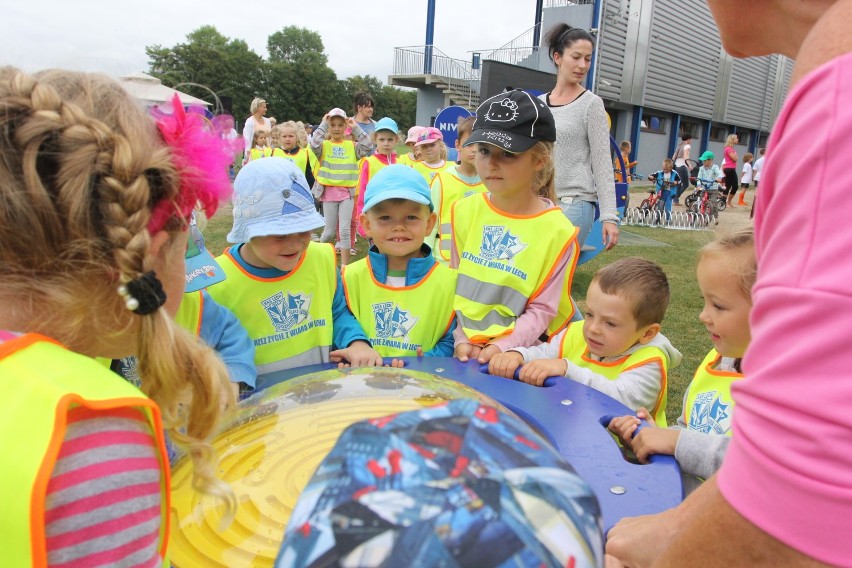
{"left": 717, "top": 52, "right": 852, "bottom": 565}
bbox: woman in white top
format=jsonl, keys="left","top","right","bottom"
{"left": 672, "top": 134, "right": 692, "bottom": 203}
{"left": 539, "top": 24, "right": 619, "bottom": 250}
{"left": 242, "top": 97, "right": 272, "bottom": 165}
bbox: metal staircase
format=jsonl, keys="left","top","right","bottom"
{"left": 389, "top": 46, "right": 481, "bottom": 111}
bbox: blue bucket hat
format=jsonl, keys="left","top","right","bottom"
{"left": 276, "top": 398, "right": 604, "bottom": 567}
{"left": 228, "top": 159, "right": 325, "bottom": 243}
{"left": 184, "top": 214, "right": 225, "bottom": 292}
{"left": 362, "top": 164, "right": 433, "bottom": 213}
{"left": 374, "top": 116, "right": 400, "bottom": 134}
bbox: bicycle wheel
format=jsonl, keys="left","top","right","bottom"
{"left": 639, "top": 199, "right": 651, "bottom": 210}
{"left": 685, "top": 193, "right": 697, "bottom": 209}
{"left": 717, "top": 196, "right": 727, "bottom": 211}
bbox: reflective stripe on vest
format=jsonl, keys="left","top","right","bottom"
{"left": 317, "top": 140, "right": 359, "bottom": 187}
{"left": 174, "top": 290, "right": 203, "bottom": 336}
{"left": 452, "top": 194, "right": 578, "bottom": 343}
{"left": 432, "top": 171, "right": 486, "bottom": 262}
{"left": 557, "top": 322, "right": 669, "bottom": 424}
{"left": 682, "top": 350, "right": 743, "bottom": 435}
{"left": 0, "top": 334, "right": 169, "bottom": 567}
{"left": 207, "top": 242, "right": 336, "bottom": 376}
{"left": 342, "top": 257, "right": 457, "bottom": 356}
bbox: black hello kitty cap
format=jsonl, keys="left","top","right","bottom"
{"left": 463, "top": 89, "right": 556, "bottom": 153}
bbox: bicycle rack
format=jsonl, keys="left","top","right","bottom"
{"left": 622, "top": 208, "right": 712, "bottom": 230}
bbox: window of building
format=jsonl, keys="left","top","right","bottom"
{"left": 679, "top": 120, "right": 700, "bottom": 140}
{"left": 641, "top": 113, "right": 666, "bottom": 133}
{"left": 709, "top": 124, "right": 727, "bottom": 142}
{"left": 758, "top": 132, "right": 770, "bottom": 148}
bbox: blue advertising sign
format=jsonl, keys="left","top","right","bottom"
{"left": 434, "top": 105, "right": 474, "bottom": 151}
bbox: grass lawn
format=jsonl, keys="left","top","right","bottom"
{"left": 201, "top": 181, "right": 716, "bottom": 425}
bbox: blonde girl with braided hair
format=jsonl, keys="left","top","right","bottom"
{"left": 0, "top": 68, "right": 236, "bottom": 566}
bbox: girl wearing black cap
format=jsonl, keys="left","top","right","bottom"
{"left": 451, "top": 89, "right": 580, "bottom": 364}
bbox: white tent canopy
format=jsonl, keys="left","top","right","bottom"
{"left": 118, "top": 72, "right": 211, "bottom": 107}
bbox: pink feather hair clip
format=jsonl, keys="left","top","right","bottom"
{"left": 148, "top": 94, "right": 240, "bottom": 233}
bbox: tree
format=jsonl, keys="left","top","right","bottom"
{"left": 147, "top": 26, "right": 264, "bottom": 122}
{"left": 267, "top": 27, "right": 326, "bottom": 65}
{"left": 263, "top": 27, "right": 345, "bottom": 125}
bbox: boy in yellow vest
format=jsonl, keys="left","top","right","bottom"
{"left": 206, "top": 158, "right": 382, "bottom": 387}
{"left": 489, "top": 257, "right": 681, "bottom": 425}
{"left": 343, "top": 165, "right": 457, "bottom": 358}
{"left": 427, "top": 115, "right": 487, "bottom": 263}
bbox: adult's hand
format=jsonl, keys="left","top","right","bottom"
{"left": 603, "top": 222, "right": 620, "bottom": 250}
{"left": 606, "top": 506, "right": 682, "bottom": 567}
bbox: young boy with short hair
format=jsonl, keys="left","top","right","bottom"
{"left": 343, "top": 164, "right": 457, "bottom": 357}
{"left": 488, "top": 257, "right": 681, "bottom": 424}
{"left": 427, "top": 116, "right": 487, "bottom": 263}
{"left": 647, "top": 158, "right": 681, "bottom": 223}
{"left": 615, "top": 140, "right": 638, "bottom": 183}
{"left": 206, "top": 158, "right": 382, "bottom": 387}
{"left": 696, "top": 150, "right": 724, "bottom": 225}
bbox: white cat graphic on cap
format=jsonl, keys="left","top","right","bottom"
{"left": 485, "top": 99, "right": 519, "bottom": 123}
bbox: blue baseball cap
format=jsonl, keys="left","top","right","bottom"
{"left": 185, "top": 214, "right": 225, "bottom": 292}
{"left": 228, "top": 159, "right": 324, "bottom": 243}
{"left": 362, "top": 164, "right": 433, "bottom": 213}
{"left": 373, "top": 116, "right": 399, "bottom": 134}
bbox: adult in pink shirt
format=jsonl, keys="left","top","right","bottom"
{"left": 605, "top": 1, "right": 852, "bottom": 566}
{"left": 722, "top": 133, "right": 740, "bottom": 208}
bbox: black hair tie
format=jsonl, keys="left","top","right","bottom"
{"left": 118, "top": 271, "right": 167, "bottom": 315}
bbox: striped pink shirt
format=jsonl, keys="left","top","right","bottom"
{"left": 45, "top": 406, "right": 163, "bottom": 568}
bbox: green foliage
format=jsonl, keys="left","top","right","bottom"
{"left": 267, "top": 27, "right": 326, "bottom": 65}
{"left": 146, "top": 26, "right": 264, "bottom": 120}
{"left": 146, "top": 25, "right": 415, "bottom": 132}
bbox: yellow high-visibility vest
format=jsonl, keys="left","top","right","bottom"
{"left": 453, "top": 194, "right": 578, "bottom": 343}
{"left": 0, "top": 333, "right": 169, "bottom": 567}
{"left": 557, "top": 322, "right": 669, "bottom": 424}
{"left": 342, "top": 257, "right": 456, "bottom": 356}
{"left": 207, "top": 242, "right": 336, "bottom": 376}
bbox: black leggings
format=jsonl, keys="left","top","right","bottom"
{"left": 675, "top": 165, "right": 690, "bottom": 198}
{"left": 723, "top": 167, "right": 739, "bottom": 195}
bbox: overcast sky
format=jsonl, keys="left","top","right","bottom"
{"left": 4, "top": 1, "right": 539, "bottom": 83}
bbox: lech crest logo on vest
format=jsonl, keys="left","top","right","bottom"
{"left": 263, "top": 291, "right": 312, "bottom": 332}
{"left": 688, "top": 391, "right": 732, "bottom": 435}
{"left": 373, "top": 302, "right": 418, "bottom": 339}
{"left": 480, "top": 225, "right": 526, "bottom": 261}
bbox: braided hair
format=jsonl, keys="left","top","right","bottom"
{"left": 0, "top": 67, "right": 236, "bottom": 515}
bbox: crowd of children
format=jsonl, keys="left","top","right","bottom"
{"left": 1, "top": 66, "right": 762, "bottom": 564}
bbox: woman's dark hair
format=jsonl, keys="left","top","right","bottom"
{"left": 353, "top": 92, "right": 374, "bottom": 114}
{"left": 681, "top": 134, "right": 692, "bottom": 141}
{"left": 545, "top": 24, "right": 595, "bottom": 63}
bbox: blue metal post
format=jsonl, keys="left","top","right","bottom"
{"left": 701, "top": 120, "right": 712, "bottom": 155}
{"left": 424, "top": 0, "right": 436, "bottom": 75}
{"left": 669, "top": 115, "right": 682, "bottom": 158}
{"left": 629, "top": 106, "right": 644, "bottom": 178}
{"left": 587, "top": 0, "right": 604, "bottom": 90}
{"left": 532, "top": 0, "right": 544, "bottom": 51}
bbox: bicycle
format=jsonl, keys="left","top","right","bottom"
{"left": 685, "top": 178, "right": 727, "bottom": 212}
{"left": 640, "top": 174, "right": 677, "bottom": 224}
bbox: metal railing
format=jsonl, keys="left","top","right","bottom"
{"left": 544, "top": 0, "right": 594, "bottom": 7}
{"left": 392, "top": 45, "right": 481, "bottom": 108}
{"left": 476, "top": 23, "right": 542, "bottom": 68}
